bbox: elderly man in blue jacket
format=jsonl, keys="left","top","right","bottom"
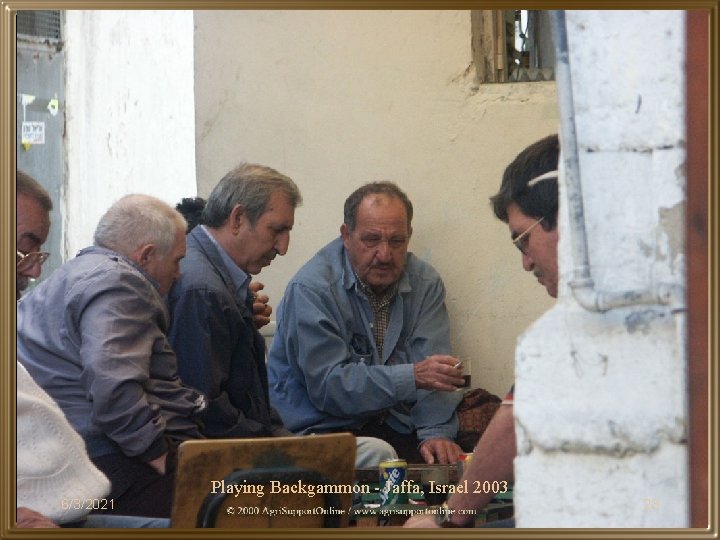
{"left": 268, "top": 181, "right": 467, "bottom": 465}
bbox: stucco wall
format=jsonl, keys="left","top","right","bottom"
{"left": 514, "top": 11, "right": 687, "bottom": 526}
{"left": 194, "top": 10, "right": 559, "bottom": 396}
{"left": 64, "top": 11, "right": 197, "bottom": 257}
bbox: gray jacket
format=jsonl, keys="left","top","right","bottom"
{"left": 17, "top": 246, "right": 206, "bottom": 461}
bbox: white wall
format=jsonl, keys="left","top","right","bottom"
{"left": 194, "top": 10, "right": 559, "bottom": 396}
{"left": 64, "top": 11, "right": 197, "bottom": 258}
{"left": 514, "top": 11, "right": 688, "bottom": 526}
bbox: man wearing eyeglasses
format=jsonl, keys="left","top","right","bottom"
{"left": 16, "top": 170, "right": 52, "bottom": 300}
{"left": 15, "top": 173, "right": 170, "bottom": 528}
{"left": 500, "top": 138, "right": 559, "bottom": 299}
{"left": 405, "top": 134, "right": 559, "bottom": 528}
{"left": 17, "top": 194, "right": 207, "bottom": 519}
{"left": 268, "top": 181, "right": 467, "bottom": 466}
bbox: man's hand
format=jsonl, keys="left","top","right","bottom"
{"left": 249, "top": 281, "right": 272, "bottom": 329}
{"left": 16, "top": 507, "right": 59, "bottom": 528}
{"left": 147, "top": 452, "right": 168, "bottom": 475}
{"left": 419, "top": 437, "right": 463, "bottom": 464}
{"left": 413, "top": 355, "right": 464, "bottom": 391}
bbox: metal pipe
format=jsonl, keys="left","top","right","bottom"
{"left": 549, "top": 10, "right": 686, "bottom": 313}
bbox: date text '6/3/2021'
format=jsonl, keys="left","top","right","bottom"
{"left": 61, "top": 498, "right": 115, "bottom": 511}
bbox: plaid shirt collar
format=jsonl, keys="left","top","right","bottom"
{"left": 355, "top": 277, "right": 399, "bottom": 308}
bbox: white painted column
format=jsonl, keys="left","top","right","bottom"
{"left": 514, "top": 10, "right": 688, "bottom": 527}
{"left": 63, "top": 10, "right": 197, "bottom": 258}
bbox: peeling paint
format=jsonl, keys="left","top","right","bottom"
{"left": 526, "top": 426, "right": 688, "bottom": 459}
{"left": 658, "top": 202, "right": 685, "bottom": 263}
{"left": 637, "top": 239, "right": 653, "bottom": 257}
{"left": 571, "top": 349, "right": 609, "bottom": 378}
{"left": 624, "top": 309, "right": 664, "bottom": 334}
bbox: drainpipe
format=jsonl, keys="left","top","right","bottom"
{"left": 549, "top": 10, "right": 686, "bottom": 314}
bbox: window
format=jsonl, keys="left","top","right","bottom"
{"left": 472, "top": 10, "right": 555, "bottom": 84}
{"left": 17, "top": 10, "right": 63, "bottom": 44}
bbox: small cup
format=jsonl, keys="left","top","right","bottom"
{"left": 454, "top": 359, "right": 471, "bottom": 391}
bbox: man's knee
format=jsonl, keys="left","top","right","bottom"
{"left": 355, "top": 436, "right": 398, "bottom": 468}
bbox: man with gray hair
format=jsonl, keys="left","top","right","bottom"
{"left": 168, "top": 163, "right": 300, "bottom": 442}
{"left": 17, "top": 194, "right": 207, "bottom": 518}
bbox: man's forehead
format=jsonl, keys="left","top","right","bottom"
{"left": 263, "top": 191, "right": 293, "bottom": 211}
{"left": 362, "top": 193, "right": 400, "bottom": 207}
{"left": 506, "top": 203, "right": 533, "bottom": 229}
{"left": 358, "top": 195, "right": 407, "bottom": 220}
{"left": 17, "top": 195, "right": 51, "bottom": 244}
{"left": 258, "top": 195, "right": 295, "bottom": 228}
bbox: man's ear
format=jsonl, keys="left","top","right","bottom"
{"left": 134, "top": 243, "right": 156, "bottom": 267}
{"left": 340, "top": 223, "right": 351, "bottom": 247}
{"left": 229, "top": 204, "right": 245, "bottom": 232}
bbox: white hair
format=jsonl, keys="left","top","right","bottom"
{"left": 94, "top": 194, "right": 186, "bottom": 257}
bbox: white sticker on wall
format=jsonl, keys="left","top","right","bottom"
{"left": 47, "top": 98, "right": 59, "bottom": 116}
{"left": 21, "top": 121, "right": 45, "bottom": 145}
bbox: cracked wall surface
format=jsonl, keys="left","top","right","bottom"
{"left": 64, "top": 11, "right": 197, "bottom": 256}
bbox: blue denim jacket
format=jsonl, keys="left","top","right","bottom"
{"left": 268, "top": 237, "right": 461, "bottom": 442}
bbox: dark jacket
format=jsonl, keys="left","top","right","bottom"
{"left": 168, "top": 227, "right": 288, "bottom": 438}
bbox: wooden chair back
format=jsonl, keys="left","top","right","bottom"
{"left": 171, "top": 433, "right": 356, "bottom": 528}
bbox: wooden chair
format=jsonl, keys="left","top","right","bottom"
{"left": 171, "top": 433, "right": 356, "bottom": 528}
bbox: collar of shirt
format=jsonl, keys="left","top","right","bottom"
{"left": 198, "top": 225, "right": 251, "bottom": 299}
{"left": 355, "top": 276, "right": 399, "bottom": 307}
{"left": 78, "top": 245, "right": 162, "bottom": 294}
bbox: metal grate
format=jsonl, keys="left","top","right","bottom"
{"left": 17, "top": 10, "right": 62, "bottom": 42}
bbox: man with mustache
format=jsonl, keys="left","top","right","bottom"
{"left": 268, "top": 182, "right": 467, "bottom": 465}
{"left": 168, "top": 163, "right": 301, "bottom": 440}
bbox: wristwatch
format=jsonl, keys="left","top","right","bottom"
{"left": 433, "top": 502, "right": 455, "bottom": 527}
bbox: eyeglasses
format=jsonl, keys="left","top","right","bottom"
{"left": 512, "top": 217, "right": 544, "bottom": 255}
{"left": 17, "top": 250, "right": 51, "bottom": 272}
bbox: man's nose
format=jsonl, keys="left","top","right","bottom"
{"left": 522, "top": 251, "right": 534, "bottom": 272}
{"left": 22, "top": 262, "right": 43, "bottom": 279}
{"left": 275, "top": 231, "right": 290, "bottom": 256}
{"left": 375, "top": 241, "right": 394, "bottom": 261}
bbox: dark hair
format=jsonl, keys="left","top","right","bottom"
{"left": 343, "top": 181, "right": 413, "bottom": 231}
{"left": 490, "top": 134, "right": 559, "bottom": 230}
{"left": 202, "top": 163, "right": 301, "bottom": 228}
{"left": 176, "top": 197, "right": 206, "bottom": 233}
{"left": 17, "top": 170, "right": 53, "bottom": 211}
